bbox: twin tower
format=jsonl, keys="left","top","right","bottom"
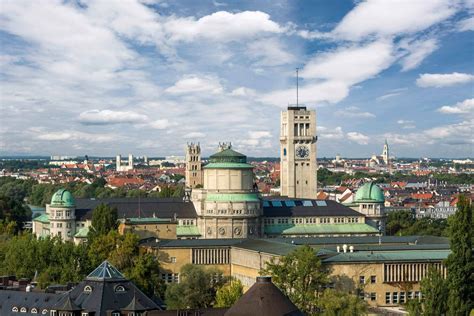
{"left": 186, "top": 105, "right": 318, "bottom": 199}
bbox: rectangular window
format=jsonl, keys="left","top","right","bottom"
{"left": 415, "top": 291, "right": 421, "bottom": 299}
{"left": 370, "top": 293, "right": 376, "bottom": 301}
{"left": 408, "top": 291, "right": 414, "bottom": 300}
{"left": 385, "top": 292, "right": 391, "bottom": 304}
{"left": 400, "top": 292, "right": 406, "bottom": 303}
{"left": 170, "top": 257, "right": 176, "bottom": 263}
{"left": 358, "top": 291, "right": 365, "bottom": 300}
{"left": 392, "top": 292, "right": 398, "bottom": 304}
{"left": 370, "top": 275, "right": 376, "bottom": 284}
{"left": 359, "top": 276, "right": 365, "bottom": 284}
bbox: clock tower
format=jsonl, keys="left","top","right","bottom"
{"left": 280, "top": 105, "right": 318, "bottom": 198}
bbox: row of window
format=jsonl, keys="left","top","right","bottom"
{"left": 161, "top": 273, "right": 180, "bottom": 283}
{"left": 11, "top": 307, "right": 47, "bottom": 314}
{"left": 207, "top": 209, "right": 257, "bottom": 215}
{"left": 179, "top": 219, "right": 195, "bottom": 226}
{"left": 50, "top": 210, "right": 72, "bottom": 218}
{"left": 263, "top": 200, "right": 327, "bottom": 208}
{"left": 191, "top": 248, "right": 230, "bottom": 265}
{"left": 263, "top": 217, "right": 361, "bottom": 225}
{"left": 359, "top": 275, "right": 377, "bottom": 284}
{"left": 385, "top": 291, "right": 421, "bottom": 304}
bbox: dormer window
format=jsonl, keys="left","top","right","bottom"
{"left": 20, "top": 307, "right": 27, "bottom": 313}
{"left": 114, "top": 285, "right": 126, "bottom": 293}
{"left": 12, "top": 306, "right": 19, "bottom": 312}
{"left": 84, "top": 285, "right": 93, "bottom": 293}
{"left": 42, "top": 310, "right": 48, "bottom": 315}
{"left": 31, "top": 308, "right": 38, "bottom": 314}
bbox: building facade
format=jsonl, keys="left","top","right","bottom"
{"left": 280, "top": 106, "right": 318, "bottom": 199}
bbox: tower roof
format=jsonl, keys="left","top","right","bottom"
{"left": 50, "top": 189, "right": 75, "bottom": 208}
{"left": 354, "top": 182, "right": 384, "bottom": 203}
{"left": 86, "top": 261, "right": 126, "bottom": 280}
{"left": 224, "top": 276, "right": 304, "bottom": 316}
{"left": 209, "top": 148, "right": 247, "bottom": 163}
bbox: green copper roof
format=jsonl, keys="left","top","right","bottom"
{"left": 354, "top": 182, "right": 384, "bottom": 203}
{"left": 33, "top": 213, "right": 50, "bottom": 223}
{"left": 87, "top": 260, "right": 125, "bottom": 280}
{"left": 323, "top": 250, "right": 450, "bottom": 263}
{"left": 204, "top": 162, "right": 254, "bottom": 169}
{"left": 74, "top": 226, "right": 89, "bottom": 238}
{"left": 209, "top": 148, "right": 247, "bottom": 163}
{"left": 50, "top": 189, "right": 76, "bottom": 207}
{"left": 264, "top": 223, "right": 379, "bottom": 235}
{"left": 177, "top": 225, "right": 201, "bottom": 236}
{"left": 123, "top": 217, "right": 173, "bottom": 224}
{"left": 206, "top": 193, "right": 260, "bottom": 202}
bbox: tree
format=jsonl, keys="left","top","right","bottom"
{"left": 165, "top": 264, "right": 226, "bottom": 309}
{"left": 418, "top": 267, "right": 448, "bottom": 316}
{"left": 89, "top": 203, "right": 118, "bottom": 237}
{"left": 128, "top": 253, "right": 165, "bottom": 298}
{"left": 445, "top": 196, "right": 474, "bottom": 316}
{"left": 215, "top": 279, "right": 243, "bottom": 307}
{"left": 261, "top": 245, "right": 329, "bottom": 314}
{"left": 318, "top": 289, "right": 367, "bottom": 316}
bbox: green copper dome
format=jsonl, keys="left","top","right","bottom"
{"left": 209, "top": 148, "right": 247, "bottom": 163}
{"left": 50, "top": 189, "right": 75, "bottom": 207}
{"left": 354, "top": 182, "right": 384, "bottom": 203}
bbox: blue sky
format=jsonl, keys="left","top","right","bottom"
{"left": 0, "top": 0, "right": 473, "bottom": 158}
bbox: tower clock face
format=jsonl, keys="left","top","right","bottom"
{"left": 296, "top": 145, "right": 310, "bottom": 158}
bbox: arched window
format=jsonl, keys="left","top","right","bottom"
{"left": 41, "top": 309, "right": 48, "bottom": 315}
{"left": 20, "top": 307, "right": 27, "bottom": 313}
{"left": 84, "top": 285, "right": 93, "bottom": 293}
{"left": 283, "top": 148, "right": 287, "bottom": 156}
{"left": 31, "top": 308, "right": 38, "bottom": 314}
{"left": 114, "top": 285, "right": 126, "bottom": 293}
{"left": 12, "top": 307, "right": 19, "bottom": 312}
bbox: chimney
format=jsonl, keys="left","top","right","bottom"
{"left": 342, "top": 244, "right": 348, "bottom": 253}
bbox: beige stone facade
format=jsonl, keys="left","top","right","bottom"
{"left": 280, "top": 106, "right": 318, "bottom": 199}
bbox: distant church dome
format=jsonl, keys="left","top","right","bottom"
{"left": 50, "top": 189, "right": 75, "bottom": 207}
{"left": 354, "top": 182, "right": 384, "bottom": 203}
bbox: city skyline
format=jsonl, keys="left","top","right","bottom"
{"left": 1, "top": 0, "right": 473, "bottom": 158}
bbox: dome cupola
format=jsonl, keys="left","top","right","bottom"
{"left": 354, "top": 182, "right": 384, "bottom": 203}
{"left": 50, "top": 189, "right": 75, "bottom": 207}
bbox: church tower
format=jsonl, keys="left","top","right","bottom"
{"left": 280, "top": 106, "right": 318, "bottom": 198}
{"left": 382, "top": 139, "right": 389, "bottom": 165}
{"left": 185, "top": 143, "right": 203, "bottom": 188}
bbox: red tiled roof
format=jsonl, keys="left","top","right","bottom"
{"left": 411, "top": 193, "right": 433, "bottom": 200}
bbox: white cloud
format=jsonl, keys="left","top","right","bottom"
{"left": 318, "top": 126, "right": 344, "bottom": 140}
{"left": 183, "top": 132, "right": 206, "bottom": 138}
{"left": 149, "top": 119, "right": 176, "bottom": 129}
{"left": 384, "top": 119, "right": 474, "bottom": 147}
{"left": 301, "top": 41, "right": 395, "bottom": 85}
{"left": 239, "top": 130, "right": 273, "bottom": 148}
{"left": 332, "top": 0, "right": 458, "bottom": 40}
{"left": 230, "top": 87, "right": 256, "bottom": 97}
{"left": 347, "top": 132, "right": 370, "bottom": 145}
{"left": 397, "top": 119, "right": 416, "bottom": 129}
{"left": 457, "top": 16, "right": 474, "bottom": 31}
{"left": 37, "top": 131, "right": 115, "bottom": 143}
{"left": 438, "top": 98, "right": 474, "bottom": 114}
{"left": 399, "top": 38, "right": 439, "bottom": 71}
{"left": 164, "top": 11, "right": 282, "bottom": 42}
{"left": 165, "top": 75, "right": 224, "bottom": 95}
{"left": 78, "top": 109, "right": 148, "bottom": 125}
{"left": 246, "top": 38, "right": 295, "bottom": 66}
{"left": 335, "top": 106, "right": 375, "bottom": 118}
{"left": 416, "top": 72, "right": 474, "bottom": 87}
{"left": 377, "top": 92, "right": 402, "bottom": 101}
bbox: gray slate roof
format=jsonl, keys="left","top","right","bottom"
{"left": 262, "top": 198, "right": 362, "bottom": 217}
{"left": 75, "top": 197, "right": 198, "bottom": 221}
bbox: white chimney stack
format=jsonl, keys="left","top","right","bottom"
{"left": 343, "top": 244, "right": 348, "bottom": 253}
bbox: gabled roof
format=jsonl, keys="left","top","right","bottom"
{"left": 53, "top": 294, "right": 81, "bottom": 311}
{"left": 86, "top": 261, "right": 125, "bottom": 280}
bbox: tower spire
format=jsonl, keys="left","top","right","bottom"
{"left": 296, "top": 68, "right": 299, "bottom": 107}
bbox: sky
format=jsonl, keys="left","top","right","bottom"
{"left": 0, "top": 0, "right": 473, "bottom": 158}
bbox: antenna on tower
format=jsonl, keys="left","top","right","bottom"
{"left": 296, "top": 68, "right": 299, "bottom": 106}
